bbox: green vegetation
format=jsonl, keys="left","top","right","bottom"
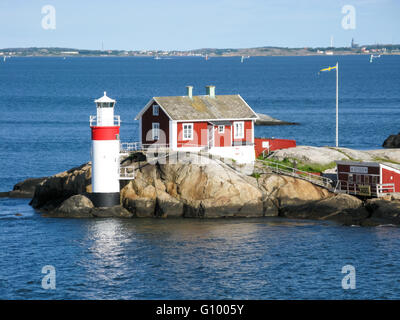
{"left": 327, "top": 147, "right": 360, "bottom": 162}
{"left": 258, "top": 156, "right": 336, "bottom": 174}
{"left": 251, "top": 172, "right": 261, "bottom": 179}
{"left": 372, "top": 157, "right": 400, "bottom": 165}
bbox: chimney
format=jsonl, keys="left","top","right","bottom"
{"left": 186, "top": 86, "right": 193, "bottom": 99}
{"left": 206, "top": 85, "right": 215, "bottom": 98}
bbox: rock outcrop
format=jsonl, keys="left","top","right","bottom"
{"left": 383, "top": 133, "right": 400, "bottom": 148}
{"left": 0, "top": 177, "right": 47, "bottom": 198}
{"left": 22, "top": 149, "right": 400, "bottom": 226}
{"left": 44, "top": 194, "right": 133, "bottom": 218}
{"left": 121, "top": 155, "right": 264, "bottom": 218}
{"left": 30, "top": 153, "right": 334, "bottom": 219}
{"left": 255, "top": 113, "right": 298, "bottom": 126}
{"left": 269, "top": 146, "right": 400, "bottom": 167}
{"left": 269, "top": 146, "right": 372, "bottom": 165}
{"left": 256, "top": 173, "right": 332, "bottom": 216}
{"left": 30, "top": 163, "right": 91, "bottom": 211}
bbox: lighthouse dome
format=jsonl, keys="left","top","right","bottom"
{"left": 95, "top": 91, "right": 116, "bottom": 108}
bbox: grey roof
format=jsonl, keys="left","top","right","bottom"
{"left": 151, "top": 95, "right": 258, "bottom": 121}
{"left": 336, "top": 160, "right": 380, "bottom": 167}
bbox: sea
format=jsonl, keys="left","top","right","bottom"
{"left": 0, "top": 55, "right": 400, "bottom": 299}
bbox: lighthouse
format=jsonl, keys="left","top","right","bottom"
{"left": 89, "top": 92, "right": 121, "bottom": 207}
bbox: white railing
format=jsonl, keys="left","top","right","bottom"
{"left": 377, "top": 183, "right": 395, "bottom": 197}
{"left": 119, "top": 142, "right": 256, "bottom": 153}
{"left": 334, "top": 181, "right": 395, "bottom": 197}
{"left": 120, "top": 142, "right": 141, "bottom": 153}
{"left": 258, "top": 159, "right": 333, "bottom": 189}
{"left": 90, "top": 115, "right": 120, "bottom": 127}
{"left": 119, "top": 166, "right": 135, "bottom": 180}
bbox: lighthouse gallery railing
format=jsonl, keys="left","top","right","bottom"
{"left": 90, "top": 115, "right": 121, "bottom": 127}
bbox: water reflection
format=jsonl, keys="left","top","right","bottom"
{"left": 29, "top": 216, "right": 400, "bottom": 299}
{"left": 83, "top": 219, "right": 133, "bottom": 287}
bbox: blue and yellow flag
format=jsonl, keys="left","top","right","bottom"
{"left": 320, "top": 65, "right": 337, "bottom": 72}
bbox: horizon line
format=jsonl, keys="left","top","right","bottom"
{"left": 1, "top": 43, "right": 399, "bottom": 52}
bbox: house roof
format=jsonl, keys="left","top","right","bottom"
{"left": 135, "top": 94, "right": 258, "bottom": 121}
{"left": 336, "top": 161, "right": 380, "bottom": 167}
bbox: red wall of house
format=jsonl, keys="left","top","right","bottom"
{"left": 213, "top": 125, "right": 232, "bottom": 147}
{"left": 141, "top": 102, "right": 170, "bottom": 146}
{"left": 381, "top": 167, "right": 400, "bottom": 192}
{"left": 254, "top": 138, "right": 296, "bottom": 158}
{"left": 177, "top": 122, "right": 208, "bottom": 147}
{"left": 232, "top": 120, "right": 253, "bottom": 144}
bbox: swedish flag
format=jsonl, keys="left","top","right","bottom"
{"left": 320, "top": 65, "right": 337, "bottom": 72}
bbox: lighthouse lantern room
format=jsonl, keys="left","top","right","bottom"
{"left": 90, "top": 92, "right": 121, "bottom": 207}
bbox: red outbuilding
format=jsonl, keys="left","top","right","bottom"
{"left": 336, "top": 161, "right": 400, "bottom": 197}
{"left": 254, "top": 138, "right": 296, "bottom": 158}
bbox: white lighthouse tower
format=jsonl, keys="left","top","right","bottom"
{"left": 89, "top": 92, "right": 121, "bottom": 207}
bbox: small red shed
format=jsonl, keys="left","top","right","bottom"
{"left": 254, "top": 138, "right": 296, "bottom": 158}
{"left": 336, "top": 161, "right": 400, "bottom": 197}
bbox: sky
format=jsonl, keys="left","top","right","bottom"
{"left": 0, "top": 0, "right": 399, "bottom": 50}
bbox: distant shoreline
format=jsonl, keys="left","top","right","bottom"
{"left": 1, "top": 44, "right": 399, "bottom": 58}
{"left": 3, "top": 53, "right": 400, "bottom": 58}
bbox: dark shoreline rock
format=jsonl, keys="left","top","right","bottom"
{"left": 0, "top": 177, "right": 48, "bottom": 199}
{"left": 42, "top": 194, "right": 133, "bottom": 218}
{"left": 383, "top": 133, "right": 400, "bottom": 148}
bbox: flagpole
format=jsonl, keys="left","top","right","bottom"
{"left": 336, "top": 62, "right": 339, "bottom": 148}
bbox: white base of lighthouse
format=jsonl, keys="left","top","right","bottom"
{"left": 91, "top": 140, "right": 120, "bottom": 207}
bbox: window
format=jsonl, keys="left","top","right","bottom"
{"left": 356, "top": 175, "right": 361, "bottom": 184}
{"left": 152, "top": 123, "right": 159, "bottom": 140}
{"left": 153, "top": 105, "right": 159, "bottom": 116}
{"left": 218, "top": 125, "right": 225, "bottom": 133}
{"left": 97, "top": 102, "right": 113, "bottom": 108}
{"left": 183, "top": 123, "right": 193, "bottom": 140}
{"left": 348, "top": 174, "right": 353, "bottom": 183}
{"left": 364, "top": 175, "right": 369, "bottom": 184}
{"left": 372, "top": 176, "right": 378, "bottom": 184}
{"left": 234, "top": 121, "right": 244, "bottom": 139}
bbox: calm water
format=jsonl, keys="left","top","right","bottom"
{"left": 1, "top": 56, "right": 400, "bottom": 299}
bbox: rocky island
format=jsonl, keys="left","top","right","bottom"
{"left": 5, "top": 146, "right": 400, "bottom": 227}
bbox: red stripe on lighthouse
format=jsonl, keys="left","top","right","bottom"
{"left": 91, "top": 126, "right": 120, "bottom": 140}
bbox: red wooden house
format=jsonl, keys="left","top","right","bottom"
{"left": 135, "top": 86, "right": 259, "bottom": 163}
{"left": 336, "top": 161, "right": 400, "bottom": 197}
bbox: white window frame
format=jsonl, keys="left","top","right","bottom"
{"left": 152, "top": 122, "right": 160, "bottom": 140}
{"left": 233, "top": 121, "right": 244, "bottom": 139}
{"left": 182, "top": 123, "right": 193, "bottom": 140}
{"left": 153, "top": 105, "right": 159, "bottom": 116}
{"left": 218, "top": 125, "right": 225, "bottom": 134}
